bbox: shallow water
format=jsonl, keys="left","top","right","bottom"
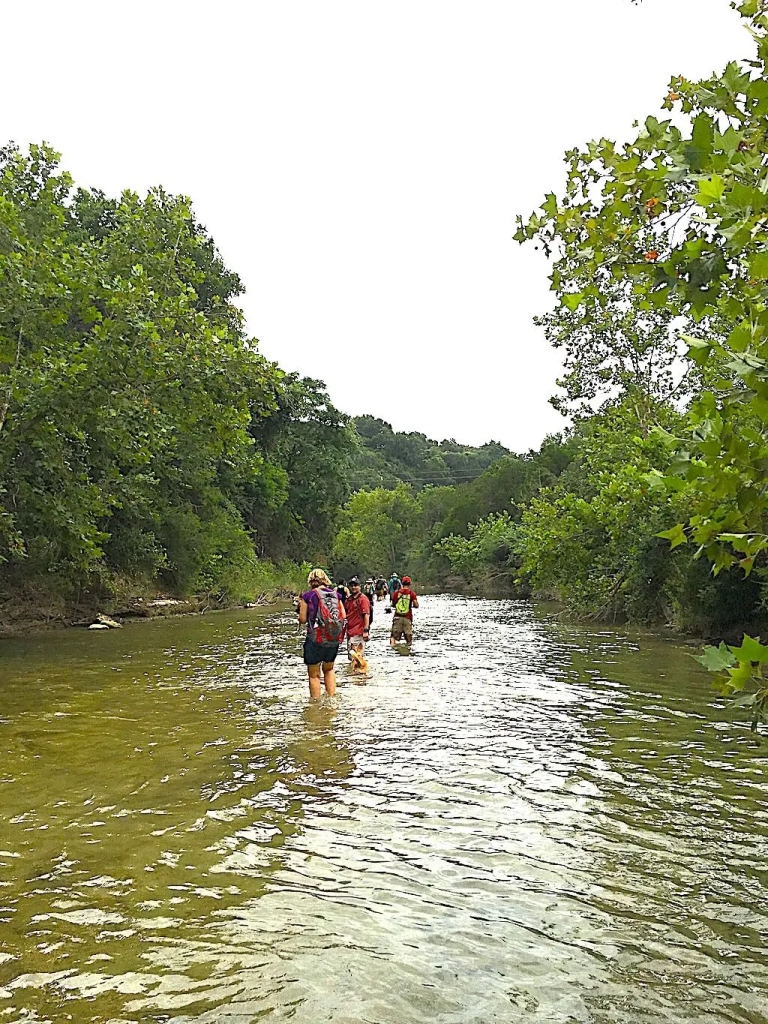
{"left": 0, "top": 595, "right": 767, "bottom": 1023}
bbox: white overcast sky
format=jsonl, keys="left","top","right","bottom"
{"left": 3, "top": 0, "right": 750, "bottom": 451}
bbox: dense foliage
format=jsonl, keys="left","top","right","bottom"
{"left": 7, "top": 0, "right": 768, "bottom": 732}
{"left": 351, "top": 415, "right": 509, "bottom": 489}
{"left": 0, "top": 144, "right": 352, "bottom": 620}
{"left": 0, "top": 145, "right": 513, "bottom": 626}
{"left": 514, "top": 0, "right": 768, "bottom": 723}
{"left": 332, "top": 440, "right": 577, "bottom": 587}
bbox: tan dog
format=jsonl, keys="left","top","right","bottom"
{"left": 349, "top": 644, "right": 369, "bottom": 675}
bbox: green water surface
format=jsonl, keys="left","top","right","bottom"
{"left": 0, "top": 596, "right": 766, "bottom": 1023}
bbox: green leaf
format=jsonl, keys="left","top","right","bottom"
{"left": 562, "top": 292, "right": 583, "bottom": 312}
{"left": 726, "top": 323, "right": 752, "bottom": 353}
{"left": 730, "top": 691, "right": 757, "bottom": 708}
{"left": 542, "top": 193, "right": 558, "bottom": 218}
{"left": 696, "top": 175, "right": 725, "bottom": 206}
{"left": 725, "top": 660, "right": 754, "bottom": 693}
{"left": 656, "top": 523, "right": 688, "bottom": 549}
{"left": 749, "top": 251, "right": 768, "bottom": 279}
{"left": 694, "top": 642, "right": 736, "bottom": 672}
{"left": 718, "top": 533, "right": 752, "bottom": 553}
{"left": 683, "top": 335, "right": 711, "bottom": 350}
{"left": 728, "top": 634, "right": 768, "bottom": 665}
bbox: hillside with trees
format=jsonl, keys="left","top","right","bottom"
{"left": 334, "top": 0, "right": 768, "bottom": 684}
{"left": 350, "top": 415, "right": 509, "bottom": 490}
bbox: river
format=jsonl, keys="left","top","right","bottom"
{"left": 0, "top": 595, "right": 766, "bottom": 1023}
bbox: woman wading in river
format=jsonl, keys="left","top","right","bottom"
{"left": 297, "top": 569, "right": 347, "bottom": 699}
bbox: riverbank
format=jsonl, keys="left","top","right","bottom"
{"left": 0, "top": 560, "right": 307, "bottom": 637}
{"left": 0, "top": 591, "right": 294, "bottom": 637}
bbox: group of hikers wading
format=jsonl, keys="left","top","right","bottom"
{"left": 297, "top": 568, "right": 419, "bottom": 699}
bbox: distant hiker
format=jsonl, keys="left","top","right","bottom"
{"left": 387, "top": 572, "right": 402, "bottom": 603}
{"left": 375, "top": 576, "right": 387, "bottom": 600}
{"left": 363, "top": 579, "right": 375, "bottom": 622}
{"left": 298, "top": 569, "right": 347, "bottom": 699}
{"left": 390, "top": 576, "right": 418, "bottom": 648}
{"left": 344, "top": 577, "right": 371, "bottom": 658}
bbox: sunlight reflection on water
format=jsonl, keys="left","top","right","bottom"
{"left": 1, "top": 596, "right": 767, "bottom": 1022}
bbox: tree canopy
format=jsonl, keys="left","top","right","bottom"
{"left": 0, "top": 144, "right": 352, "bottom": 613}
{"left": 513, "top": 0, "right": 768, "bottom": 724}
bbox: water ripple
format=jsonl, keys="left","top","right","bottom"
{"left": 0, "top": 596, "right": 766, "bottom": 1022}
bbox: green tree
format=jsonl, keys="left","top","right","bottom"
{"left": 438, "top": 513, "right": 521, "bottom": 593}
{"left": 350, "top": 415, "right": 509, "bottom": 489}
{"left": 516, "top": 0, "right": 768, "bottom": 716}
{"left": 332, "top": 484, "right": 421, "bottom": 578}
{"left": 536, "top": 276, "right": 692, "bottom": 428}
{"left": 0, "top": 143, "right": 289, "bottom": 612}
{"left": 518, "top": 404, "right": 690, "bottom": 621}
{"left": 246, "top": 374, "right": 354, "bottom": 562}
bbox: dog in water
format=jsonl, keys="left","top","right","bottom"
{"left": 349, "top": 644, "right": 369, "bottom": 676}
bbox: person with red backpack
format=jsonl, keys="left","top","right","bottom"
{"left": 390, "top": 575, "right": 419, "bottom": 648}
{"left": 298, "top": 568, "right": 347, "bottom": 699}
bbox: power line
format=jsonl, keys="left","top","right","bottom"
{"left": 344, "top": 473, "right": 515, "bottom": 484}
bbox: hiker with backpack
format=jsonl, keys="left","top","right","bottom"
{"left": 344, "top": 576, "right": 371, "bottom": 658}
{"left": 387, "top": 572, "right": 402, "bottom": 605}
{"left": 390, "top": 575, "right": 419, "bottom": 648}
{"left": 298, "top": 568, "right": 347, "bottom": 699}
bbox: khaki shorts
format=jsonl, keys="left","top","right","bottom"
{"left": 390, "top": 615, "right": 412, "bottom": 642}
{"left": 347, "top": 635, "right": 367, "bottom": 656}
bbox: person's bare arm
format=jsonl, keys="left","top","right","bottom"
{"left": 411, "top": 593, "right": 419, "bottom": 608}
{"left": 298, "top": 598, "right": 308, "bottom": 625}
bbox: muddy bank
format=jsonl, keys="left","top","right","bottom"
{"left": 0, "top": 587, "right": 296, "bottom": 637}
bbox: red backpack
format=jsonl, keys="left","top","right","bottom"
{"left": 313, "top": 587, "right": 346, "bottom": 643}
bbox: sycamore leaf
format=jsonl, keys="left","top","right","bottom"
{"left": 728, "top": 634, "right": 768, "bottom": 665}
{"left": 730, "top": 691, "right": 758, "bottom": 708}
{"left": 727, "top": 323, "right": 752, "bottom": 353}
{"left": 694, "top": 642, "right": 736, "bottom": 673}
{"left": 656, "top": 523, "right": 688, "bottom": 548}
{"left": 682, "top": 335, "right": 711, "bottom": 350}
{"left": 725, "top": 660, "right": 754, "bottom": 693}
{"left": 562, "top": 292, "right": 583, "bottom": 312}
{"left": 718, "top": 533, "right": 752, "bottom": 553}
{"left": 749, "top": 251, "right": 768, "bottom": 279}
{"left": 696, "top": 175, "right": 725, "bottom": 206}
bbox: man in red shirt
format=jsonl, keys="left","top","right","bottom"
{"left": 390, "top": 575, "right": 419, "bottom": 648}
{"left": 344, "top": 577, "right": 371, "bottom": 658}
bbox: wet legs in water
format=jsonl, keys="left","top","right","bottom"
{"left": 307, "top": 661, "right": 337, "bottom": 700}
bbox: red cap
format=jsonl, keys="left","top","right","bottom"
{"left": 402, "top": 576, "right": 411, "bottom": 584}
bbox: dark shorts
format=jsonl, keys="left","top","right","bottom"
{"left": 303, "top": 636, "right": 340, "bottom": 666}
